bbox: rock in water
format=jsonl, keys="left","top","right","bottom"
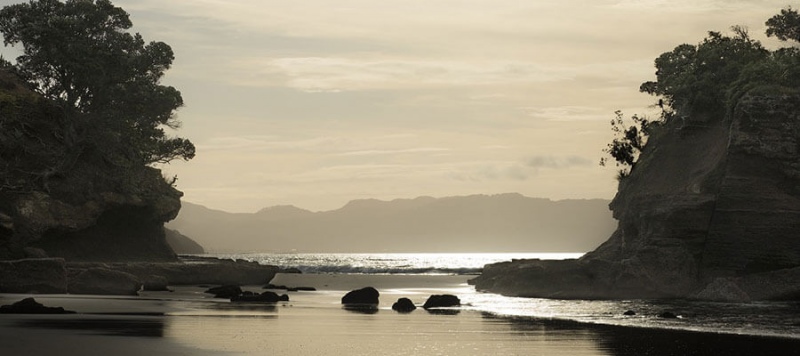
{"left": 391, "top": 298, "right": 417, "bottom": 313}
{"left": 204, "top": 285, "right": 242, "bottom": 298}
{"left": 470, "top": 91, "right": 800, "bottom": 301}
{"left": 341, "top": 287, "right": 379, "bottom": 305}
{"left": 0, "top": 297, "right": 75, "bottom": 314}
{"left": 422, "top": 295, "right": 461, "bottom": 309}
{"left": 231, "top": 291, "right": 287, "bottom": 303}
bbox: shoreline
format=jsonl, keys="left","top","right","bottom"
{"left": 3, "top": 273, "right": 800, "bottom": 355}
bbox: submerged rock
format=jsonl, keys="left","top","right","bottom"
{"left": 0, "top": 297, "right": 75, "bottom": 314}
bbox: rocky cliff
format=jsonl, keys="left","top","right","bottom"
{"left": 0, "top": 69, "right": 181, "bottom": 262}
{"left": 470, "top": 89, "right": 800, "bottom": 301}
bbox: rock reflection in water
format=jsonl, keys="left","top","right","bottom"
{"left": 16, "top": 316, "right": 166, "bottom": 337}
{"left": 484, "top": 313, "right": 800, "bottom": 356}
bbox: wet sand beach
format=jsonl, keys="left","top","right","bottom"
{"left": 2, "top": 274, "right": 799, "bottom": 355}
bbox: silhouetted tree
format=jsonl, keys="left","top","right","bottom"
{"left": 603, "top": 8, "right": 800, "bottom": 180}
{"left": 766, "top": 7, "right": 800, "bottom": 42}
{"left": 600, "top": 111, "right": 651, "bottom": 179}
{"left": 0, "top": 0, "right": 194, "bottom": 167}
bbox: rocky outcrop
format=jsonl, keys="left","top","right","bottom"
{"left": 68, "top": 256, "right": 283, "bottom": 286}
{"left": 0, "top": 69, "right": 182, "bottom": 262}
{"left": 0, "top": 258, "right": 68, "bottom": 293}
{"left": 0, "top": 256, "right": 282, "bottom": 294}
{"left": 470, "top": 90, "right": 800, "bottom": 301}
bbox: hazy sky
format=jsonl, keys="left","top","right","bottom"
{"left": 0, "top": 0, "right": 792, "bottom": 212}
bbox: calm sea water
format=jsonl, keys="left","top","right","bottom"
{"left": 205, "top": 252, "right": 800, "bottom": 340}
{"left": 207, "top": 252, "right": 581, "bottom": 274}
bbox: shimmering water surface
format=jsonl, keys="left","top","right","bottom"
{"left": 209, "top": 252, "right": 583, "bottom": 274}
{"left": 206, "top": 252, "right": 800, "bottom": 340}
{"left": 3, "top": 253, "right": 799, "bottom": 355}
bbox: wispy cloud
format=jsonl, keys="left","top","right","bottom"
{"left": 527, "top": 155, "right": 593, "bottom": 169}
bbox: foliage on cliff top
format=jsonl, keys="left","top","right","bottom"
{"left": 602, "top": 7, "right": 800, "bottom": 178}
{"left": 0, "top": 0, "right": 194, "bottom": 197}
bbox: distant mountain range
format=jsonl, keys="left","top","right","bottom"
{"left": 166, "top": 193, "right": 616, "bottom": 253}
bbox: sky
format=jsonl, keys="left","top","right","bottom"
{"left": 0, "top": 0, "right": 793, "bottom": 213}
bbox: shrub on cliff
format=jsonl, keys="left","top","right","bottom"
{"left": 0, "top": 0, "right": 194, "bottom": 195}
{"left": 603, "top": 8, "right": 800, "bottom": 178}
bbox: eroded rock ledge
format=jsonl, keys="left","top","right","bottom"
{"left": 0, "top": 256, "right": 283, "bottom": 295}
{"left": 470, "top": 91, "right": 800, "bottom": 302}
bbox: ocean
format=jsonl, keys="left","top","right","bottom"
{"left": 4, "top": 252, "right": 800, "bottom": 355}
{"left": 208, "top": 252, "right": 800, "bottom": 340}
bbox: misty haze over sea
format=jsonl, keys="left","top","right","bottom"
{"left": 168, "top": 193, "right": 616, "bottom": 253}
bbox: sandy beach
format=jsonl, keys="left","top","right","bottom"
{"left": 2, "top": 273, "right": 799, "bottom": 356}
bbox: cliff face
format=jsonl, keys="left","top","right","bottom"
{"left": 0, "top": 70, "right": 181, "bottom": 262}
{"left": 470, "top": 90, "right": 800, "bottom": 301}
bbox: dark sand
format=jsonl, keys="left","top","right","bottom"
{"left": 1, "top": 274, "right": 799, "bottom": 355}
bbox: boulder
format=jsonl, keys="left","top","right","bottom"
{"left": 422, "top": 294, "right": 461, "bottom": 309}
{"left": 623, "top": 310, "right": 636, "bottom": 316}
{"left": 341, "top": 287, "right": 379, "bottom": 305}
{"left": 0, "top": 297, "right": 75, "bottom": 314}
{"left": 0, "top": 258, "right": 68, "bottom": 294}
{"left": 204, "top": 285, "right": 242, "bottom": 298}
{"left": 68, "top": 268, "right": 141, "bottom": 295}
{"left": 391, "top": 298, "right": 416, "bottom": 313}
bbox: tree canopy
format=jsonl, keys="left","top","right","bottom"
{"left": 0, "top": 0, "right": 194, "bottom": 169}
{"left": 602, "top": 7, "right": 800, "bottom": 178}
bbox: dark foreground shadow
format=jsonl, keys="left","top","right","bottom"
{"left": 484, "top": 313, "right": 800, "bottom": 356}
{"left": 16, "top": 316, "right": 166, "bottom": 338}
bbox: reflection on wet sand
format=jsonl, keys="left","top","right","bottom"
{"left": 16, "top": 316, "right": 167, "bottom": 338}
{"left": 487, "top": 313, "right": 800, "bottom": 356}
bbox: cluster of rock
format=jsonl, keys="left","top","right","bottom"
{"left": 470, "top": 91, "right": 800, "bottom": 302}
{"left": 341, "top": 286, "right": 461, "bottom": 313}
{"left": 205, "top": 285, "right": 290, "bottom": 303}
{"left": 0, "top": 256, "right": 284, "bottom": 295}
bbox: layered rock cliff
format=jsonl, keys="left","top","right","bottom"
{"left": 470, "top": 89, "right": 800, "bottom": 301}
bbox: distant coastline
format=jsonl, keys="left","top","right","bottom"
{"left": 168, "top": 193, "right": 615, "bottom": 253}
